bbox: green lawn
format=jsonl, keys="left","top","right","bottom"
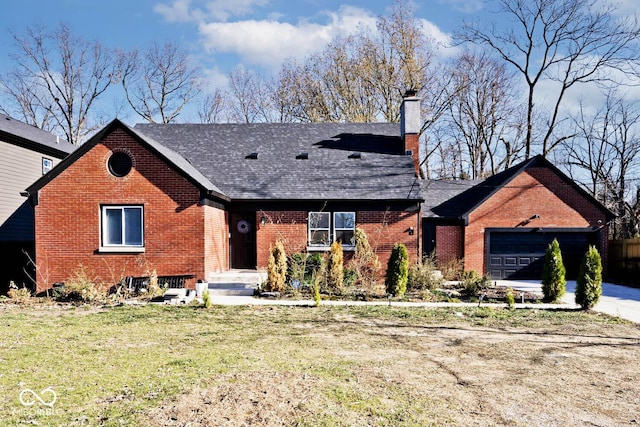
{"left": 1, "top": 303, "right": 639, "bottom": 426}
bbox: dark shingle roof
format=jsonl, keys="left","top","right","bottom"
{"left": 0, "top": 113, "right": 75, "bottom": 156}
{"left": 421, "top": 179, "right": 480, "bottom": 219}
{"left": 134, "top": 123, "right": 422, "bottom": 201}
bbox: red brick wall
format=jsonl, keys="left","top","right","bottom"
{"left": 34, "top": 127, "right": 224, "bottom": 292}
{"left": 464, "top": 168, "right": 609, "bottom": 275}
{"left": 404, "top": 134, "right": 420, "bottom": 175}
{"left": 435, "top": 226, "right": 463, "bottom": 265}
{"left": 205, "top": 207, "right": 229, "bottom": 275}
{"left": 255, "top": 209, "right": 420, "bottom": 273}
{"left": 359, "top": 211, "right": 420, "bottom": 269}
{"left": 256, "top": 210, "right": 308, "bottom": 268}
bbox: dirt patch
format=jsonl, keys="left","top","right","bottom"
{"left": 144, "top": 309, "right": 640, "bottom": 426}
{"left": 146, "top": 372, "right": 318, "bottom": 426}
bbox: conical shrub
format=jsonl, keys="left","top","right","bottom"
{"left": 385, "top": 243, "right": 409, "bottom": 298}
{"left": 541, "top": 238, "right": 566, "bottom": 303}
{"left": 575, "top": 245, "right": 602, "bottom": 310}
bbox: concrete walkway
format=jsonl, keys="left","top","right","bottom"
{"left": 208, "top": 280, "right": 640, "bottom": 324}
{"left": 499, "top": 280, "right": 640, "bottom": 323}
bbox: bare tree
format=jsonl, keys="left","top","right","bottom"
{"left": 0, "top": 71, "right": 55, "bottom": 130}
{"left": 0, "top": 23, "right": 117, "bottom": 144}
{"left": 564, "top": 92, "right": 640, "bottom": 238}
{"left": 226, "top": 65, "right": 277, "bottom": 123}
{"left": 274, "top": 0, "right": 435, "bottom": 124}
{"left": 437, "top": 50, "right": 526, "bottom": 179}
{"left": 370, "top": 0, "right": 434, "bottom": 121}
{"left": 121, "top": 42, "right": 200, "bottom": 123}
{"left": 197, "top": 89, "right": 227, "bottom": 123}
{"left": 457, "top": 0, "right": 640, "bottom": 158}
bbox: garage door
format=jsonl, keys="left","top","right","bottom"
{"left": 487, "top": 230, "right": 596, "bottom": 279}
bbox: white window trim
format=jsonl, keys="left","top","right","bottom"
{"left": 307, "top": 211, "right": 356, "bottom": 251}
{"left": 99, "top": 205, "right": 145, "bottom": 252}
{"left": 308, "top": 212, "right": 331, "bottom": 249}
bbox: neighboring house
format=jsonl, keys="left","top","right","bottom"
{"left": 0, "top": 114, "right": 74, "bottom": 292}
{"left": 422, "top": 156, "right": 615, "bottom": 279}
{"left": 24, "top": 96, "right": 424, "bottom": 293}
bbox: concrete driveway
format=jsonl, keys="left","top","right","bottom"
{"left": 498, "top": 280, "right": 640, "bottom": 323}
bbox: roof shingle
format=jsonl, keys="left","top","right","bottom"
{"left": 134, "top": 122, "right": 422, "bottom": 201}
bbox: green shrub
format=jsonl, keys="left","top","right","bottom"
{"left": 202, "top": 289, "right": 212, "bottom": 308}
{"left": 575, "top": 245, "right": 602, "bottom": 310}
{"left": 461, "top": 270, "right": 490, "bottom": 296}
{"left": 505, "top": 287, "right": 515, "bottom": 309}
{"left": 408, "top": 254, "right": 442, "bottom": 291}
{"left": 343, "top": 268, "right": 358, "bottom": 287}
{"left": 266, "top": 241, "right": 287, "bottom": 292}
{"left": 541, "top": 239, "right": 566, "bottom": 303}
{"left": 385, "top": 243, "right": 409, "bottom": 297}
{"left": 287, "top": 252, "right": 308, "bottom": 285}
{"left": 312, "top": 271, "right": 322, "bottom": 307}
{"left": 306, "top": 253, "right": 324, "bottom": 275}
{"left": 327, "top": 241, "right": 344, "bottom": 293}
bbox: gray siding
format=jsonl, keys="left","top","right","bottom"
{"left": 0, "top": 140, "right": 63, "bottom": 241}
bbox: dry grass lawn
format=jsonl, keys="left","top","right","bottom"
{"left": 1, "top": 303, "right": 639, "bottom": 426}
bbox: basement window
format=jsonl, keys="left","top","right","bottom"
{"left": 99, "top": 205, "right": 144, "bottom": 252}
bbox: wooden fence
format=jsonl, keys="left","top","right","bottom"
{"left": 609, "top": 239, "right": 640, "bottom": 285}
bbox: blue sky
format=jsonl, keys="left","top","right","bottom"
{"left": 1, "top": 0, "right": 637, "bottom": 125}
{"left": 0, "top": 0, "right": 474, "bottom": 85}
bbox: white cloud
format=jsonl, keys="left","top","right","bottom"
{"left": 198, "top": 6, "right": 378, "bottom": 69}
{"left": 155, "top": 2, "right": 453, "bottom": 71}
{"left": 443, "top": 0, "right": 484, "bottom": 14}
{"left": 154, "top": 0, "right": 270, "bottom": 23}
{"left": 420, "top": 18, "right": 454, "bottom": 52}
{"left": 153, "top": 0, "right": 202, "bottom": 23}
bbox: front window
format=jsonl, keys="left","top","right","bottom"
{"left": 101, "top": 206, "right": 144, "bottom": 249}
{"left": 334, "top": 212, "right": 355, "bottom": 246}
{"left": 308, "top": 211, "right": 355, "bottom": 249}
{"left": 308, "top": 212, "right": 331, "bottom": 246}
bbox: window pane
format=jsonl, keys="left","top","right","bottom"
{"left": 334, "top": 212, "right": 355, "bottom": 229}
{"left": 124, "top": 208, "right": 143, "bottom": 246}
{"left": 310, "top": 230, "right": 330, "bottom": 245}
{"left": 335, "top": 230, "right": 355, "bottom": 246}
{"left": 309, "top": 212, "right": 330, "bottom": 229}
{"left": 105, "top": 209, "right": 122, "bottom": 245}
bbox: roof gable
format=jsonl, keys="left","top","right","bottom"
{"left": 425, "top": 155, "right": 615, "bottom": 222}
{"left": 25, "top": 120, "right": 229, "bottom": 202}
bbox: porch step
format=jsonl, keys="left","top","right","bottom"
{"left": 207, "top": 270, "right": 266, "bottom": 297}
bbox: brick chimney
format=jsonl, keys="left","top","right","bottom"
{"left": 400, "top": 90, "right": 421, "bottom": 176}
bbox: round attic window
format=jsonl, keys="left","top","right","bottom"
{"left": 108, "top": 152, "right": 133, "bottom": 177}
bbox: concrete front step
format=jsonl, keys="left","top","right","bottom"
{"left": 207, "top": 283, "right": 257, "bottom": 296}
{"left": 207, "top": 270, "right": 265, "bottom": 296}
{"left": 208, "top": 270, "right": 266, "bottom": 284}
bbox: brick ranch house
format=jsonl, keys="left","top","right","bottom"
{"left": 23, "top": 93, "right": 613, "bottom": 293}
{"left": 24, "top": 96, "right": 424, "bottom": 293}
